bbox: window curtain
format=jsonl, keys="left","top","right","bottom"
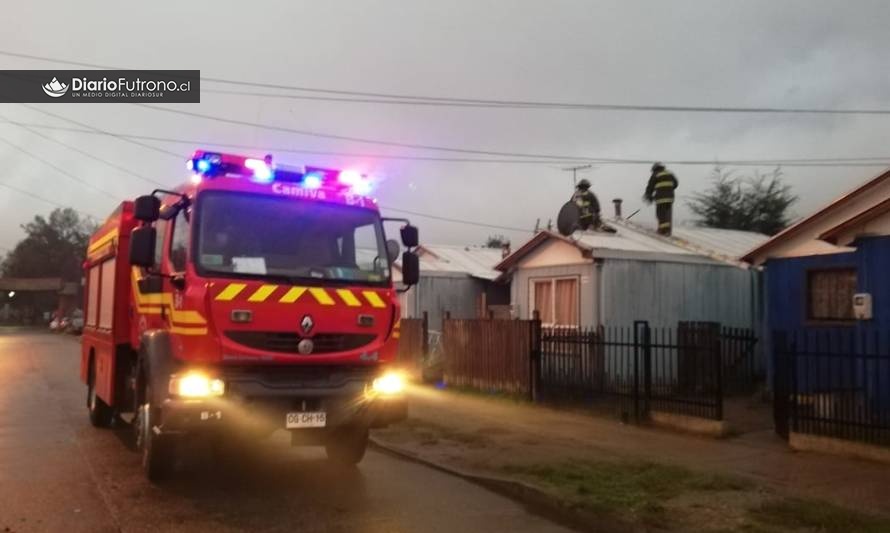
{"left": 554, "top": 278, "right": 578, "bottom": 325}
{"left": 533, "top": 281, "right": 554, "bottom": 324}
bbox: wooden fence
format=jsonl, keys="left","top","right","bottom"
{"left": 397, "top": 316, "right": 427, "bottom": 378}
{"left": 442, "top": 318, "right": 533, "bottom": 395}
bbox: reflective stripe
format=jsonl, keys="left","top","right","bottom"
{"left": 656, "top": 171, "right": 673, "bottom": 178}
{"left": 655, "top": 198, "right": 674, "bottom": 205}
{"left": 658, "top": 222, "right": 672, "bottom": 229}
{"left": 309, "top": 287, "right": 335, "bottom": 305}
{"left": 363, "top": 291, "right": 386, "bottom": 308}
{"left": 279, "top": 287, "right": 307, "bottom": 303}
{"left": 216, "top": 283, "right": 247, "bottom": 301}
{"left": 654, "top": 181, "right": 675, "bottom": 188}
{"left": 336, "top": 289, "right": 361, "bottom": 307}
{"left": 248, "top": 284, "right": 277, "bottom": 302}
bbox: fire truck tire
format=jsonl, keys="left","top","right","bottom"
{"left": 87, "top": 359, "right": 114, "bottom": 428}
{"left": 137, "top": 382, "right": 173, "bottom": 481}
{"left": 324, "top": 425, "right": 369, "bottom": 465}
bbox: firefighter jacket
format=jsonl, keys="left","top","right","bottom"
{"left": 645, "top": 170, "right": 679, "bottom": 205}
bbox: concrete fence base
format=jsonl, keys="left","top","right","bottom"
{"left": 789, "top": 432, "right": 890, "bottom": 465}
{"left": 649, "top": 410, "right": 730, "bottom": 438}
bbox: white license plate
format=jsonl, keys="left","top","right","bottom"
{"left": 286, "top": 411, "right": 326, "bottom": 429}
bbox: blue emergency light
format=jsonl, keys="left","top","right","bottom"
{"left": 188, "top": 151, "right": 375, "bottom": 195}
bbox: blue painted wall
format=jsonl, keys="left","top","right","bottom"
{"left": 764, "top": 235, "right": 890, "bottom": 332}
{"left": 763, "top": 235, "right": 890, "bottom": 408}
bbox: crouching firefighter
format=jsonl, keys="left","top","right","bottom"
{"left": 644, "top": 162, "right": 678, "bottom": 236}
{"left": 573, "top": 179, "right": 601, "bottom": 231}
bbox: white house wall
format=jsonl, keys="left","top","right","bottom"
{"left": 512, "top": 263, "right": 597, "bottom": 325}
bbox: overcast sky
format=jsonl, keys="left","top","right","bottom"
{"left": 2, "top": 0, "right": 890, "bottom": 251}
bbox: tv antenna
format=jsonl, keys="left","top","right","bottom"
{"left": 562, "top": 164, "right": 593, "bottom": 186}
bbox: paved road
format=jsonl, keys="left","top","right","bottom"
{"left": 0, "top": 330, "right": 570, "bottom": 533}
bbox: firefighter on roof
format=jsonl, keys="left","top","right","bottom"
{"left": 644, "top": 162, "right": 678, "bottom": 236}
{"left": 573, "top": 178, "right": 601, "bottom": 231}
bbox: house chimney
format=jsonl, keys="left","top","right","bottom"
{"left": 501, "top": 242, "right": 511, "bottom": 259}
{"left": 612, "top": 198, "right": 623, "bottom": 219}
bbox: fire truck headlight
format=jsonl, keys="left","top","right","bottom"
{"left": 371, "top": 372, "right": 405, "bottom": 396}
{"left": 170, "top": 372, "right": 225, "bottom": 398}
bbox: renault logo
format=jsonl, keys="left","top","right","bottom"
{"left": 300, "top": 314, "right": 314, "bottom": 334}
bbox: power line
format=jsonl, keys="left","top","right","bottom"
{"left": 0, "top": 115, "right": 532, "bottom": 235}
{"left": 0, "top": 112, "right": 168, "bottom": 188}
{"left": 20, "top": 104, "right": 183, "bottom": 159}
{"left": 132, "top": 104, "right": 890, "bottom": 166}
{"left": 0, "top": 131, "right": 119, "bottom": 200}
{"left": 1, "top": 117, "right": 888, "bottom": 168}
{"left": 379, "top": 205, "right": 532, "bottom": 233}
{"left": 0, "top": 179, "right": 100, "bottom": 219}
{"left": 3, "top": 49, "right": 890, "bottom": 115}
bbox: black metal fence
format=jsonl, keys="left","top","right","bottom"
{"left": 774, "top": 329, "right": 890, "bottom": 447}
{"left": 538, "top": 322, "right": 761, "bottom": 422}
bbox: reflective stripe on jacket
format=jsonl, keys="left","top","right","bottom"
{"left": 645, "top": 170, "right": 678, "bottom": 203}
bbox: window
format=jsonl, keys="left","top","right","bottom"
{"left": 195, "top": 192, "right": 389, "bottom": 284}
{"left": 170, "top": 210, "right": 189, "bottom": 272}
{"left": 86, "top": 266, "right": 99, "bottom": 327}
{"left": 807, "top": 268, "right": 856, "bottom": 321}
{"left": 531, "top": 277, "right": 579, "bottom": 326}
{"left": 98, "top": 259, "right": 116, "bottom": 329}
{"left": 153, "top": 219, "right": 168, "bottom": 268}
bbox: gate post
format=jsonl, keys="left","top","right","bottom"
{"left": 530, "top": 310, "right": 542, "bottom": 402}
{"left": 633, "top": 321, "right": 650, "bottom": 422}
{"left": 773, "top": 331, "right": 790, "bottom": 440}
{"left": 714, "top": 329, "right": 724, "bottom": 421}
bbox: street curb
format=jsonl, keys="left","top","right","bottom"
{"left": 369, "top": 437, "right": 625, "bottom": 533}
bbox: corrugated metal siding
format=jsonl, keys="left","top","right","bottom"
{"left": 600, "top": 259, "right": 758, "bottom": 330}
{"left": 408, "top": 276, "right": 486, "bottom": 331}
{"left": 513, "top": 263, "right": 597, "bottom": 325}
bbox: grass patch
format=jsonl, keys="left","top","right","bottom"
{"left": 746, "top": 498, "right": 890, "bottom": 533}
{"left": 503, "top": 459, "right": 752, "bottom": 524}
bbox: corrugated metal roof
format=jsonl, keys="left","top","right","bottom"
{"left": 417, "top": 245, "right": 504, "bottom": 280}
{"left": 608, "top": 220, "right": 768, "bottom": 264}
{"left": 576, "top": 225, "right": 697, "bottom": 256}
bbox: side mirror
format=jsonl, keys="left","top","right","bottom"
{"left": 129, "top": 226, "right": 157, "bottom": 268}
{"left": 401, "top": 251, "right": 420, "bottom": 286}
{"left": 400, "top": 224, "right": 419, "bottom": 248}
{"left": 386, "top": 239, "right": 401, "bottom": 264}
{"left": 134, "top": 195, "right": 161, "bottom": 222}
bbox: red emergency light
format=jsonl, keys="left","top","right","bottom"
{"left": 187, "top": 150, "right": 374, "bottom": 195}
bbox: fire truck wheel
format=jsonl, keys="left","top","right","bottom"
{"left": 136, "top": 383, "right": 173, "bottom": 481}
{"left": 87, "top": 360, "right": 114, "bottom": 428}
{"left": 324, "top": 425, "right": 369, "bottom": 465}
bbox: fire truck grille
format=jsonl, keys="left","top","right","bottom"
{"left": 225, "top": 331, "right": 376, "bottom": 354}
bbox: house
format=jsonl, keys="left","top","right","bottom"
{"left": 495, "top": 216, "right": 768, "bottom": 330}
{"left": 397, "top": 244, "right": 510, "bottom": 329}
{"left": 0, "top": 277, "right": 65, "bottom": 324}
{"left": 742, "top": 168, "right": 890, "bottom": 373}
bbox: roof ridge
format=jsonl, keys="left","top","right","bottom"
{"left": 615, "top": 218, "right": 749, "bottom": 268}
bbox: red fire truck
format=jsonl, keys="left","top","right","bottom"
{"left": 80, "top": 150, "right": 419, "bottom": 480}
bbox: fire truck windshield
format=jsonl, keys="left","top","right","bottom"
{"left": 195, "top": 191, "right": 390, "bottom": 285}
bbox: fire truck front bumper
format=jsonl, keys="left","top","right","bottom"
{"left": 155, "top": 367, "right": 407, "bottom": 436}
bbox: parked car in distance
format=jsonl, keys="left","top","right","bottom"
{"left": 68, "top": 309, "right": 84, "bottom": 335}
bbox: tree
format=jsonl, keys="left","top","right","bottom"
{"left": 1, "top": 208, "right": 97, "bottom": 281}
{"left": 687, "top": 166, "right": 797, "bottom": 235}
{"left": 484, "top": 235, "right": 510, "bottom": 248}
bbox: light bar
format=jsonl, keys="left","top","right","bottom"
{"left": 187, "top": 151, "right": 376, "bottom": 196}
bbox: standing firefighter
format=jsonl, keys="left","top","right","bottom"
{"left": 644, "top": 162, "right": 678, "bottom": 235}
{"left": 573, "top": 178, "right": 601, "bottom": 230}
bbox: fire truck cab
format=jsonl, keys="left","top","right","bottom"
{"left": 80, "top": 151, "right": 419, "bottom": 480}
